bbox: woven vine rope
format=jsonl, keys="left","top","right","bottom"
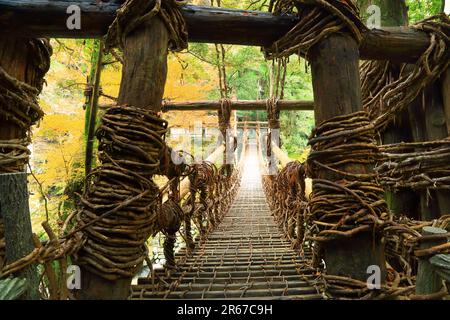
{"left": 306, "top": 111, "right": 389, "bottom": 243}
{"left": 361, "top": 14, "right": 450, "bottom": 132}
{"left": 70, "top": 105, "right": 168, "bottom": 280}
{"left": 376, "top": 139, "right": 450, "bottom": 190}
{"left": 263, "top": 161, "right": 307, "bottom": 248}
{"left": 266, "top": 98, "right": 281, "bottom": 130}
{"left": 105, "top": 0, "right": 188, "bottom": 51}
{"left": 303, "top": 111, "right": 450, "bottom": 299}
{"left": 265, "top": 0, "right": 366, "bottom": 59}
{"left": 159, "top": 198, "right": 183, "bottom": 268}
{"left": 326, "top": 215, "right": 450, "bottom": 300}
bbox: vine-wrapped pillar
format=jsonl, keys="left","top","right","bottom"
{"left": 0, "top": 38, "right": 51, "bottom": 299}
{"left": 76, "top": 17, "right": 170, "bottom": 300}
{"left": 266, "top": 98, "right": 280, "bottom": 176}
{"left": 218, "top": 99, "right": 234, "bottom": 175}
{"left": 309, "top": 33, "right": 386, "bottom": 282}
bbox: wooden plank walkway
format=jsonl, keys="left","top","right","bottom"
{"left": 132, "top": 143, "right": 323, "bottom": 300}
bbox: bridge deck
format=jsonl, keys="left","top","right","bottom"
{"left": 131, "top": 144, "right": 322, "bottom": 300}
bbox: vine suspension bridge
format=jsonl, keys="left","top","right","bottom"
{"left": 0, "top": 0, "right": 450, "bottom": 300}
{"left": 132, "top": 136, "right": 321, "bottom": 300}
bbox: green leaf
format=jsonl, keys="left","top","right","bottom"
{"left": 0, "top": 277, "right": 28, "bottom": 300}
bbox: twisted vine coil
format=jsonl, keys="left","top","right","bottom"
{"left": 72, "top": 105, "right": 168, "bottom": 280}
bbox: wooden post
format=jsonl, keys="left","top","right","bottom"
{"left": 423, "top": 83, "right": 450, "bottom": 215}
{"left": 0, "top": 37, "right": 40, "bottom": 166}
{"left": 407, "top": 80, "right": 450, "bottom": 220}
{"left": 441, "top": 68, "right": 450, "bottom": 136}
{"left": 76, "top": 17, "right": 169, "bottom": 300}
{"left": 408, "top": 95, "right": 441, "bottom": 220}
{"left": 416, "top": 226, "right": 447, "bottom": 296}
{"left": 0, "top": 37, "right": 47, "bottom": 299}
{"left": 0, "top": 173, "right": 39, "bottom": 299}
{"left": 309, "top": 33, "right": 386, "bottom": 282}
{"left": 408, "top": 96, "right": 439, "bottom": 221}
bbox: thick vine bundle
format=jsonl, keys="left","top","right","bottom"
{"left": 72, "top": 105, "right": 168, "bottom": 280}
{"left": 376, "top": 139, "right": 450, "bottom": 190}
{"left": 306, "top": 111, "right": 389, "bottom": 243}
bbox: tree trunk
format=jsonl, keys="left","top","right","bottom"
{"left": 310, "top": 34, "right": 386, "bottom": 282}
{"left": 0, "top": 173, "right": 39, "bottom": 299}
{"left": 76, "top": 17, "right": 169, "bottom": 300}
{"left": 85, "top": 40, "right": 104, "bottom": 176}
{"left": 423, "top": 83, "right": 450, "bottom": 215}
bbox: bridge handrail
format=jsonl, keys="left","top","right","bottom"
{"left": 413, "top": 226, "right": 450, "bottom": 298}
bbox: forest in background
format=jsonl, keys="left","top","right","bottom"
{"left": 29, "top": 0, "right": 446, "bottom": 235}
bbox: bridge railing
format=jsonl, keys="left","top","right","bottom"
{"left": 411, "top": 226, "right": 450, "bottom": 299}
{"left": 255, "top": 125, "right": 310, "bottom": 250}
{"left": 152, "top": 129, "right": 248, "bottom": 273}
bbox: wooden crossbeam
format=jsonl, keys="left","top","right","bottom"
{"left": 163, "top": 100, "right": 314, "bottom": 112}
{"left": 0, "top": 1, "right": 430, "bottom": 62}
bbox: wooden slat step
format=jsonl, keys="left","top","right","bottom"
{"left": 174, "top": 258, "right": 305, "bottom": 266}
{"left": 131, "top": 294, "right": 324, "bottom": 300}
{"left": 200, "top": 238, "right": 289, "bottom": 244}
{"left": 138, "top": 274, "right": 317, "bottom": 285}
{"left": 133, "top": 287, "right": 319, "bottom": 299}
{"left": 206, "top": 235, "right": 284, "bottom": 240}
{"left": 151, "top": 269, "right": 308, "bottom": 279}
{"left": 174, "top": 264, "right": 305, "bottom": 273}
{"left": 135, "top": 280, "right": 314, "bottom": 293}
{"left": 177, "top": 252, "right": 307, "bottom": 259}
